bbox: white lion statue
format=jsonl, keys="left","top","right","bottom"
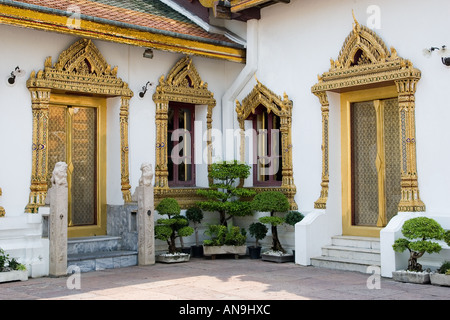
{"left": 139, "top": 162, "right": 153, "bottom": 187}
{"left": 51, "top": 162, "right": 68, "bottom": 187}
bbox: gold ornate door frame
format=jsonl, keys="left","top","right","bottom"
{"left": 26, "top": 39, "right": 133, "bottom": 215}
{"left": 311, "top": 16, "right": 425, "bottom": 232}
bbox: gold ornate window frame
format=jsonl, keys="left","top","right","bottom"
{"left": 152, "top": 56, "right": 216, "bottom": 208}
{"left": 311, "top": 16, "right": 425, "bottom": 213}
{"left": 25, "top": 38, "right": 133, "bottom": 213}
{"left": 236, "top": 80, "right": 297, "bottom": 210}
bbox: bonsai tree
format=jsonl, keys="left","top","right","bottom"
{"left": 285, "top": 211, "right": 304, "bottom": 227}
{"left": 252, "top": 191, "right": 290, "bottom": 253}
{"left": 155, "top": 198, "right": 194, "bottom": 254}
{"left": 248, "top": 222, "right": 268, "bottom": 248}
{"left": 186, "top": 206, "right": 204, "bottom": 247}
{"left": 392, "top": 217, "right": 445, "bottom": 272}
{"left": 197, "top": 160, "right": 256, "bottom": 226}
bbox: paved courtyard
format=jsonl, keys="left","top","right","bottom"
{"left": 2, "top": 257, "right": 449, "bottom": 302}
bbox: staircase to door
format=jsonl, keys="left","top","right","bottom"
{"left": 310, "top": 235, "right": 380, "bottom": 274}
{"left": 67, "top": 236, "right": 137, "bottom": 272}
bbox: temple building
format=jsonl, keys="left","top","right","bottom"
{"left": 0, "top": 0, "right": 449, "bottom": 278}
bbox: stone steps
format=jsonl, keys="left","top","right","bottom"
{"left": 310, "top": 235, "right": 380, "bottom": 274}
{"left": 67, "top": 236, "right": 137, "bottom": 272}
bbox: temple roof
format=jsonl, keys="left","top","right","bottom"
{"left": 0, "top": 0, "right": 246, "bottom": 62}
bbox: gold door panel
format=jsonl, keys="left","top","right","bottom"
{"left": 48, "top": 94, "right": 106, "bottom": 237}
{"left": 351, "top": 100, "right": 379, "bottom": 226}
{"left": 341, "top": 87, "right": 400, "bottom": 237}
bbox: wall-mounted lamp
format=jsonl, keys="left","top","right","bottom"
{"left": 139, "top": 81, "right": 154, "bottom": 98}
{"left": 423, "top": 45, "right": 450, "bottom": 66}
{"left": 7, "top": 66, "right": 25, "bottom": 86}
{"left": 143, "top": 48, "right": 154, "bottom": 59}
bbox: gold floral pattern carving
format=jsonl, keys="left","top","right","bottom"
{"left": 26, "top": 39, "right": 133, "bottom": 213}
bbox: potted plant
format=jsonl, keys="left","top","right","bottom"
{"left": 0, "top": 248, "right": 27, "bottom": 283}
{"left": 248, "top": 222, "right": 268, "bottom": 259}
{"left": 431, "top": 260, "right": 450, "bottom": 287}
{"left": 284, "top": 211, "right": 304, "bottom": 257}
{"left": 197, "top": 160, "right": 256, "bottom": 226}
{"left": 186, "top": 206, "right": 204, "bottom": 258}
{"left": 252, "top": 191, "right": 293, "bottom": 262}
{"left": 155, "top": 198, "right": 194, "bottom": 263}
{"left": 202, "top": 224, "right": 247, "bottom": 259}
{"left": 392, "top": 216, "right": 445, "bottom": 283}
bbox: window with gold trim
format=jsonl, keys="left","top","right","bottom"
{"left": 152, "top": 56, "right": 216, "bottom": 209}
{"left": 236, "top": 80, "right": 297, "bottom": 210}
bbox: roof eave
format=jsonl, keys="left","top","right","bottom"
{"left": 0, "top": 2, "right": 246, "bottom": 63}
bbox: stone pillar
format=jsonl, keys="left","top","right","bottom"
{"left": 47, "top": 162, "right": 68, "bottom": 277}
{"left": 135, "top": 163, "right": 155, "bottom": 265}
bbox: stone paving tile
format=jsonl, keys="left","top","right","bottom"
{"left": 1, "top": 258, "right": 449, "bottom": 301}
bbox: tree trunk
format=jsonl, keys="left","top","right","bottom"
{"left": 168, "top": 233, "right": 177, "bottom": 254}
{"left": 408, "top": 251, "right": 424, "bottom": 272}
{"left": 271, "top": 225, "right": 285, "bottom": 253}
{"left": 194, "top": 224, "right": 199, "bottom": 246}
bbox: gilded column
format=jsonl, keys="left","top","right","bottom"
{"left": 0, "top": 188, "right": 5, "bottom": 217}
{"left": 314, "top": 91, "right": 329, "bottom": 209}
{"left": 26, "top": 88, "right": 51, "bottom": 213}
{"left": 207, "top": 103, "right": 214, "bottom": 186}
{"left": 155, "top": 101, "right": 169, "bottom": 188}
{"left": 395, "top": 79, "right": 425, "bottom": 212}
{"left": 120, "top": 96, "right": 132, "bottom": 202}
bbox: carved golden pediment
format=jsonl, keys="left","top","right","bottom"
{"left": 153, "top": 56, "right": 215, "bottom": 105}
{"left": 315, "top": 14, "right": 419, "bottom": 93}
{"left": 236, "top": 78, "right": 292, "bottom": 122}
{"left": 27, "top": 39, "right": 132, "bottom": 98}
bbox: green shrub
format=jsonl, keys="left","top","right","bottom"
{"left": 197, "top": 161, "right": 255, "bottom": 226}
{"left": 0, "top": 248, "right": 26, "bottom": 272}
{"left": 203, "top": 224, "right": 246, "bottom": 246}
{"left": 438, "top": 261, "right": 450, "bottom": 275}
{"left": 248, "top": 222, "right": 268, "bottom": 248}
{"left": 155, "top": 198, "right": 194, "bottom": 254}
{"left": 392, "top": 217, "right": 445, "bottom": 272}
{"left": 285, "top": 211, "right": 304, "bottom": 226}
{"left": 186, "top": 206, "right": 204, "bottom": 246}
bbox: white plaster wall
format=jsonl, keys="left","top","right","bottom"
{"left": 253, "top": 0, "right": 450, "bottom": 219}
{"left": 0, "top": 25, "right": 74, "bottom": 216}
{"left": 0, "top": 23, "right": 244, "bottom": 274}
{"left": 244, "top": 0, "right": 450, "bottom": 265}
{"left": 0, "top": 24, "right": 244, "bottom": 212}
